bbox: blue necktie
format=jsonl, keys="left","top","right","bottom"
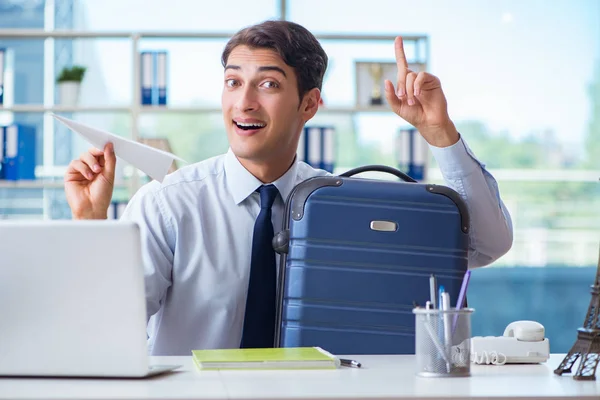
{"left": 241, "top": 184, "right": 279, "bottom": 348}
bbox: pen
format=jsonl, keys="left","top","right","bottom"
{"left": 442, "top": 292, "right": 452, "bottom": 347}
{"left": 436, "top": 285, "right": 448, "bottom": 370}
{"left": 425, "top": 300, "right": 433, "bottom": 325}
{"left": 455, "top": 270, "right": 471, "bottom": 310}
{"left": 452, "top": 270, "right": 472, "bottom": 334}
{"left": 340, "top": 358, "right": 361, "bottom": 368}
{"left": 429, "top": 274, "right": 437, "bottom": 309}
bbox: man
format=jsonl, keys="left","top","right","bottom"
{"left": 65, "top": 20, "right": 513, "bottom": 355}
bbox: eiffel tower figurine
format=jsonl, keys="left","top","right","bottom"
{"left": 554, "top": 249, "right": 600, "bottom": 380}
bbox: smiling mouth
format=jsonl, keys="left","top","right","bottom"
{"left": 233, "top": 121, "right": 266, "bottom": 131}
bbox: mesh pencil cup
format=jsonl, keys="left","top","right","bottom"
{"left": 412, "top": 307, "right": 474, "bottom": 377}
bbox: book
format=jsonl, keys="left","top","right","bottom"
{"left": 191, "top": 347, "right": 340, "bottom": 370}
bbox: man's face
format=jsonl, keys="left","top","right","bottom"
{"left": 222, "top": 45, "right": 314, "bottom": 166}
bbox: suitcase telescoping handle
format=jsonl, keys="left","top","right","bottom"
{"left": 339, "top": 165, "right": 417, "bottom": 183}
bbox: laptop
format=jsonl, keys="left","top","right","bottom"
{"left": 0, "top": 220, "right": 180, "bottom": 378}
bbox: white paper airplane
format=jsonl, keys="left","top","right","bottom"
{"left": 53, "top": 114, "right": 186, "bottom": 183}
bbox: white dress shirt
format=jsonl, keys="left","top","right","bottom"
{"left": 121, "top": 137, "right": 513, "bottom": 355}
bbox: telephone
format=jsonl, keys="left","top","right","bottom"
{"left": 470, "top": 320, "right": 550, "bottom": 365}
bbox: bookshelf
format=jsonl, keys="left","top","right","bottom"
{"left": 0, "top": 180, "right": 131, "bottom": 189}
{"left": 0, "top": 28, "right": 429, "bottom": 218}
{"left": 0, "top": 105, "right": 130, "bottom": 113}
{"left": 0, "top": 105, "right": 412, "bottom": 115}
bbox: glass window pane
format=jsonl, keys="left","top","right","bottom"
{"left": 138, "top": 111, "right": 229, "bottom": 165}
{"left": 134, "top": 38, "right": 228, "bottom": 107}
{"left": 0, "top": 0, "right": 599, "bottom": 357}
{"left": 0, "top": 1, "right": 45, "bottom": 29}
{"left": 65, "top": 38, "right": 229, "bottom": 107}
{"left": 289, "top": 0, "right": 600, "bottom": 171}
{"left": 78, "top": 0, "right": 279, "bottom": 31}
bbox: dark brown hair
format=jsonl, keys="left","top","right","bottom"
{"left": 221, "top": 20, "right": 328, "bottom": 101}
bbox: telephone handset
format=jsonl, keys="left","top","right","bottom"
{"left": 503, "top": 320, "right": 546, "bottom": 342}
{"left": 471, "top": 320, "right": 550, "bottom": 365}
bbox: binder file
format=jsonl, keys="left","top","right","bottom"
{"left": 140, "top": 52, "right": 153, "bottom": 105}
{"left": 156, "top": 51, "right": 168, "bottom": 105}
{"left": 0, "top": 48, "right": 14, "bottom": 127}
{"left": 306, "top": 127, "right": 321, "bottom": 170}
{"left": 0, "top": 126, "right": 5, "bottom": 179}
{"left": 321, "top": 127, "right": 335, "bottom": 173}
{"left": 0, "top": 48, "right": 4, "bottom": 105}
{"left": 108, "top": 201, "right": 128, "bottom": 220}
{"left": 302, "top": 126, "right": 336, "bottom": 172}
{"left": 3, "top": 124, "right": 36, "bottom": 181}
{"left": 140, "top": 51, "right": 168, "bottom": 106}
{"left": 397, "top": 128, "right": 428, "bottom": 181}
{"left": 410, "top": 129, "right": 427, "bottom": 180}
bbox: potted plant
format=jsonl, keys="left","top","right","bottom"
{"left": 56, "top": 65, "right": 86, "bottom": 106}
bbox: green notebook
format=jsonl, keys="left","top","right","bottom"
{"left": 191, "top": 347, "right": 340, "bottom": 370}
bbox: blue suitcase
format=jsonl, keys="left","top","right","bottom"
{"left": 273, "top": 165, "right": 470, "bottom": 354}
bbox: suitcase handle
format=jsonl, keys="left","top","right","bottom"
{"left": 339, "top": 165, "right": 417, "bottom": 183}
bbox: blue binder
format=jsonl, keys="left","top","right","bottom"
{"left": 397, "top": 128, "right": 428, "bottom": 181}
{"left": 141, "top": 51, "right": 168, "bottom": 105}
{"left": 0, "top": 48, "right": 5, "bottom": 105}
{"left": 321, "top": 127, "right": 335, "bottom": 173}
{"left": 0, "top": 126, "right": 5, "bottom": 179}
{"left": 108, "top": 201, "right": 128, "bottom": 219}
{"left": 156, "top": 51, "right": 168, "bottom": 105}
{"left": 140, "top": 51, "right": 153, "bottom": 105}
{"left": 306, "top": 126, "right": 321, "bottom": 169}
{"left": 302, "top": 126, "right": 336, "bottom": 173}
{"left": 3, "top": 124, "right": 36, "bottom": 181}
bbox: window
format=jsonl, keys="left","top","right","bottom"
{"left": 1, "top": 0, "right": 599, "bottom": 353}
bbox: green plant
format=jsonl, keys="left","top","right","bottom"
{"left": 56, "top": 65, "right": 87, "bottom": 83}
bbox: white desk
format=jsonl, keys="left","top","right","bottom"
{"left": 0, "top": 354, "right": 599, "bottom": 399}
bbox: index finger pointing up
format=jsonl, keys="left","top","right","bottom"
{"left": 394, "top": 36, "right": 409, "bottom": 98}
{"left": 395, "top": 36, "right": 408, "bottom": 72}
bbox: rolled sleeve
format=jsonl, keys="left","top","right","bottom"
{"left": 429, "top": 136, "right": 513, "bottom": 268}
{"left": 120, "top": 182, "right": 175, "bottom": 320}
{"left": 429, "top": 137, "right": 480, "bottom": 179}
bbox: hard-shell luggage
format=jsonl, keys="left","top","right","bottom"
{"left": 273, "top": 165, "right": 470, "bottom": 354}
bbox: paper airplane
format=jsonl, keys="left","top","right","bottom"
{"left": 53, "top": 114, "right": 186, "bottom": 183}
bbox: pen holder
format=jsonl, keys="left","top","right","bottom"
{"left": 413, "top": 307, "right": 474, "bottom": 378}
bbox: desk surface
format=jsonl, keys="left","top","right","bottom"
{"left": 1, "top": 354, "right": 599, "bottom": 400}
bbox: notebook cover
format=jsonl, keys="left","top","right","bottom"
{"left": 191, "top": 347, "right": 339, "bottom": 370}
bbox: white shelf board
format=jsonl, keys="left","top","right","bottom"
{"left": 0, "top": 30, "right": 234, "bottom": 39}
{"left": 0, "top": 29, "right": 421, "bottom": 42}
{"left": 318, "top": 106, "right": 393, "bottom": 114}
{"left": 0, "top": 180, "right": 131, "bottom": 189}
{"left": 0, "top": 105, "right": 130, "bottom": 113}
{"left": 135, "top": 106, "right": 394, "bottom": 114}
{"left": 0, "top": 105, "right": 399, "bottom": 114}
{"left": 0, "top": 30, "right": 133, "bottom": 38}
{"left": 139, "top": 106, "right": 222, "bottom": 113}
{"left": 0, "top": 180, "right": 65, "bottom": 189}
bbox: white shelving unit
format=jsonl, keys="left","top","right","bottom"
{"left": 0, "top": 29, "right": 429, "bottom": 216}
{"left": 0, "top": 180, "right": 130, "bottom": 189}
{"left": 0, "top": 180, "right": 67, "bottom": 189}
{"left": 0, "top": 105, "right": 131, "bottom": 113}
{"left": 0, "top": 105, "right": 413, "bottom": 115}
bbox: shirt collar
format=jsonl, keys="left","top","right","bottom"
{"left": 224, "top": 148, "right": 299, "bottom": 205}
